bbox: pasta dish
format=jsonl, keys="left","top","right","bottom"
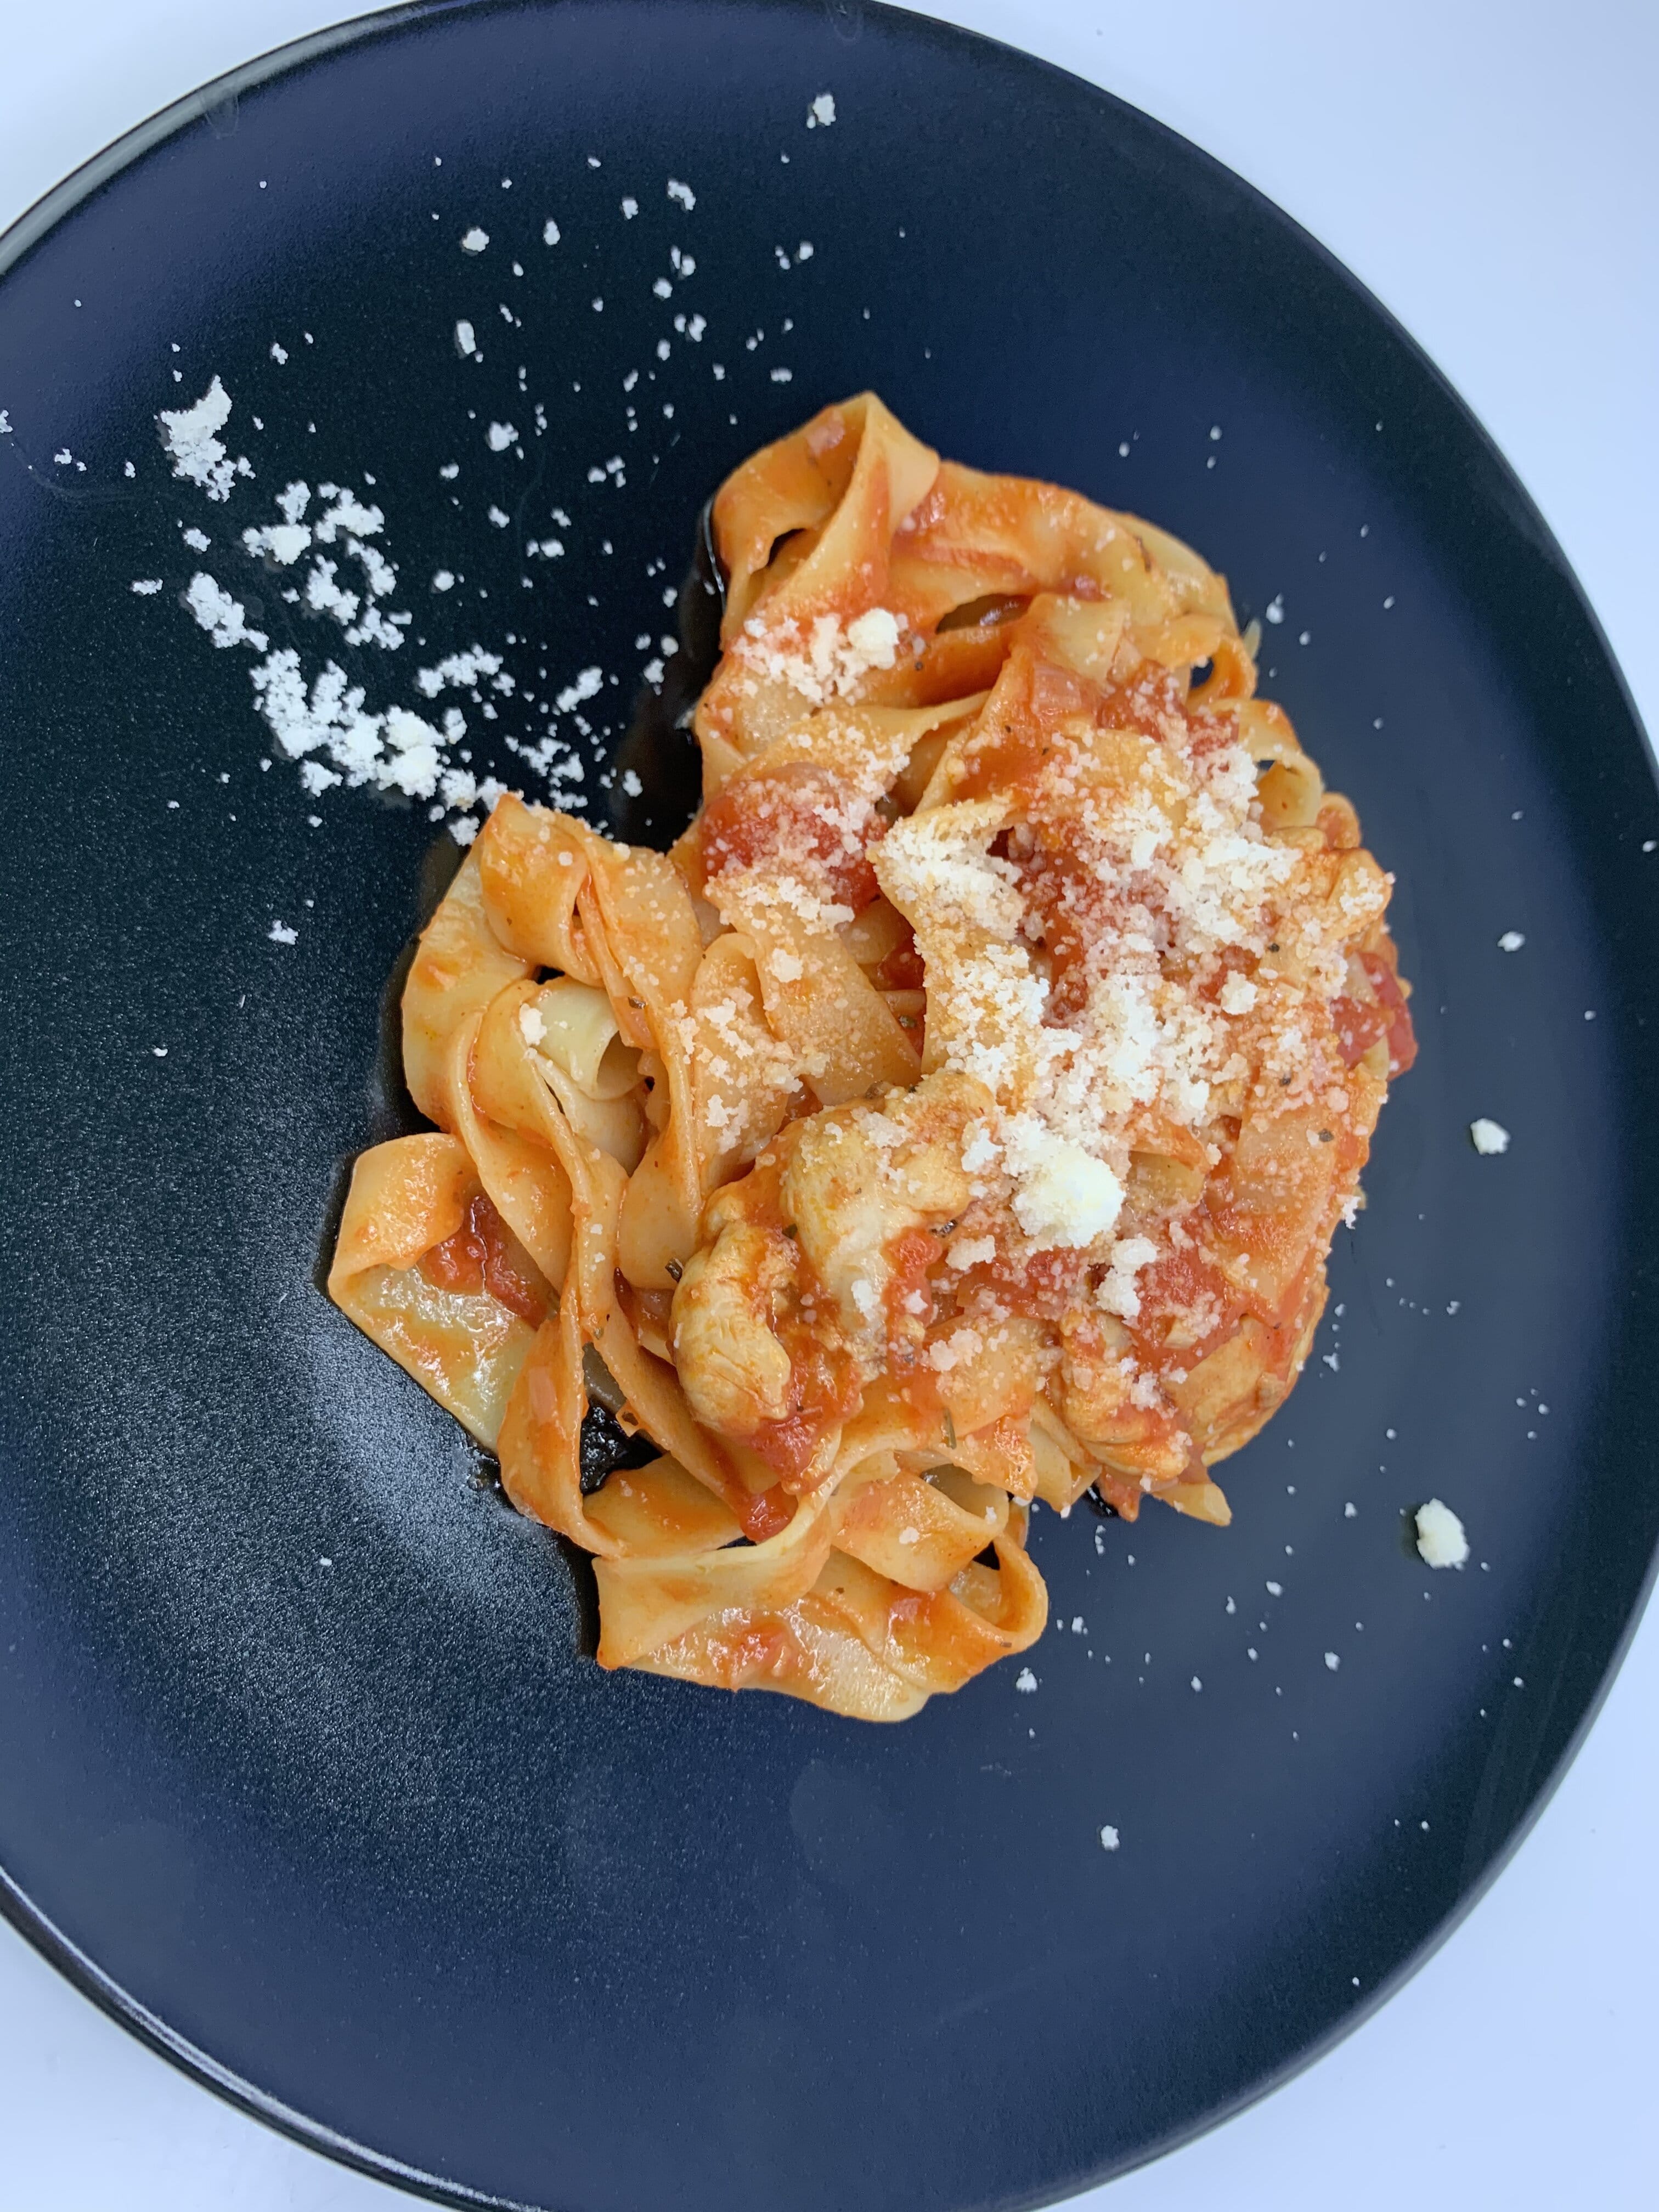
{"left": 329, "top": 396, "right": 1416, "bottom": 1720}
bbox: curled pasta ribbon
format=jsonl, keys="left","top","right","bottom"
{"left": 330, "top": 393, "right": 1413, "bottom": 1718}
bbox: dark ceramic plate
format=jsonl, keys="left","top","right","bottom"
{"left": 2, "top": 3, "right": 1655, "bottom": 2207}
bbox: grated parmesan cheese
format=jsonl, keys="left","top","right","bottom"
{"left": 185, "top": 572, "right": 267, "bottom": 650}
{"left": 1415, "top": 1498, "right": 1469, "bottom": 1568}
{"left": 1005, "top": 1121, "right": 1124, "bottom": 1248}
{"left": 1096, "top": 1235, "right": 1160, "bottom": 1322}
{"left": 159, "top": 377, "right": 252, "bottom": 501}
{"left": 733, "top": 606, "right": 904, "bottom": 704}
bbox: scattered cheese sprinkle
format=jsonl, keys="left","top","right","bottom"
{"left": 1007, "top": 1125, "right": 1124, "bottom": 1248}
{"left": 1469, "top": 1117, "right": 1510, "bottom": 1155}
{"left": 734, "top": 606, "right": 903, "bottom": 704}
{"left": 159, "top": 376, "right": 252, "bottom": 501}
{"left": 1415, "top": 1498, "right": 1469, "bottom": 1568}
{"left": 185, "top": 572, "right": 268, "bottom": 651}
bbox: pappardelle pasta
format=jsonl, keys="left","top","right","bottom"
{"left": 329, "top": 395, "right": 1415, "bottom": 1720}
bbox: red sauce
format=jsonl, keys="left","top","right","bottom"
{"left": 1028, "top": 659, "right": 1093, "bottom": 724}
{"left": 1094, "top": 661, "right": 1189, "bottom": 741}
{"left": 1333, "top": 955, "right": 1415, "bottom": 1076}
{"left": 737, "top": 1485, "right": 795, "bottom": 1543}
{"left": 1359, "top": 948, "right": 1418, "bottom": 1076}
{"left": 883, "top": 1228, "right": 939, "bottom": 1339}
{"left": 874, "top": 926, "right": 926, "bottom": 992}
{"left": 1185, "top": 705, "right": 1241, "bottom": 773}
{"left": 420, "top": 1191, "right": 550, "bottom": 1328}
{"left": 699, "top": 762, "right": 885, "bottom": 914}
{"left": 978, "top": 1243, "right": 1092, "bottom": 1322}
{"left": 746, "top": 1335, "right": 863, "bottom": 1483}
{"left": 1005, "top": 836, "right": 1122, "bottom": 1025}
{"left": 963, "top": 654, "right": 1191, "bottom": 803}
{"left": 1331, "top": 993, "right": 1389, "bottom": 1067}
{"left": 1127, "top": 1242, "right": 1240, "bottom": 1371}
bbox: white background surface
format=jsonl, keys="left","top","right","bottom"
{"left": 2, "top": 2, "right": 1656, "bottom": 2207}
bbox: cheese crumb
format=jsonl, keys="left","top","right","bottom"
{"left": 735, "top": 606, "right": 903, "bottom": 703}
{"left": 159, "top": 376, "right": 252, "bottom": 501}
{"left": 1415, "top": 1498, "right": 1469, "bottom": 1568}
{"left": 1498, "top": 930, "right": 1525, "bottom": 952}
{"left": 947, "top": 1234, "right": 996, "bottom": 1272}
{"left": 185, "top": 573, "right": 268, "bottom": 651}
{"left": 807, "top": 92, "right": 837, "bottom": 127}
{"left": 1007, "top": 1126, "right": 1123, "bottom": 1249}
{"left": 460, "top": 227, "right": 489, "bottom": 253}
{"left": 1099, "top": 1824, "right": 1120, "bottom": 1850}
{"left": 1097, "top": 1235, "right": 1159, "bottom": 1321}
{"left": 242, "top": 521, "right": 310, "bottom": 565}
{"left": 1469, "top": 1117, "right": 1510, "bottom": 1155}
{"left": 268, "top": 921, "right": 297, "bottom": 945}
{"left": 518, "top": 1003, "right": 546, "bottom": 1046}
{"left": 1014, "top": 1667, "right": 1037, "bottom": 1692}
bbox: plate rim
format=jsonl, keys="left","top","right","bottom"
{"left": 2, "top": 1, "right": 1656, "bottom": 2205}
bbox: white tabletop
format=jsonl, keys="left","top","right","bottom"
{"left": 2, "top": 3, "right": 1655, "bottom": 2206}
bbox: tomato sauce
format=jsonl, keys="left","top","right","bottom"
{"left": 874, "top": 926, "right": 926, "bottom": 992}
{"left": 1330, "top": 994, "right": 1388, "bottom": 1066}
{"left": 699, "top": 763, "right": 885, "bottom": 913}
{"left": 420, "top": 1190, "right": 550, "bottom": 1327}
{"left": 746, "top": 1334, "right": 863, "bottom": 1483}
{"left": 1094, "top": 661, "right": 1189, "bottom": 742}
{"left": 1185, "top": 705, "right": 1241, "bottom": 773}
{"left": 1332, "top": 952, "right": 1416, "bottom": 1076}
{"left": 883, "top": 1228, "right": 940, "bottom": 1339}
{"left": 975, "top": 1243, "right": 1093, "bottom": 1322}
{"left": 1359, "top": 948, "right": 1417, "bottom": 1076}
{"left": 736, "top": 1485, "right": 795, "bottom": 1543}
{"left": 1127, "top": 1242, "right": 1241, "bottom": 1371}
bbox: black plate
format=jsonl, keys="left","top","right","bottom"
{"left": 2, "top": 4, "right": 1656, "bottom": 2207}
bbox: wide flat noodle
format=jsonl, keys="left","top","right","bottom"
{"left": 328, "top": 1135, "right": 539, "bottom": 1448}
{"left": 328, "top": 391, "right": 1414, "bottom": 1719}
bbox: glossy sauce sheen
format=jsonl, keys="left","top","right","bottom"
{"left": 420, "top": 1191, "right": 550, "bottom": 1327}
